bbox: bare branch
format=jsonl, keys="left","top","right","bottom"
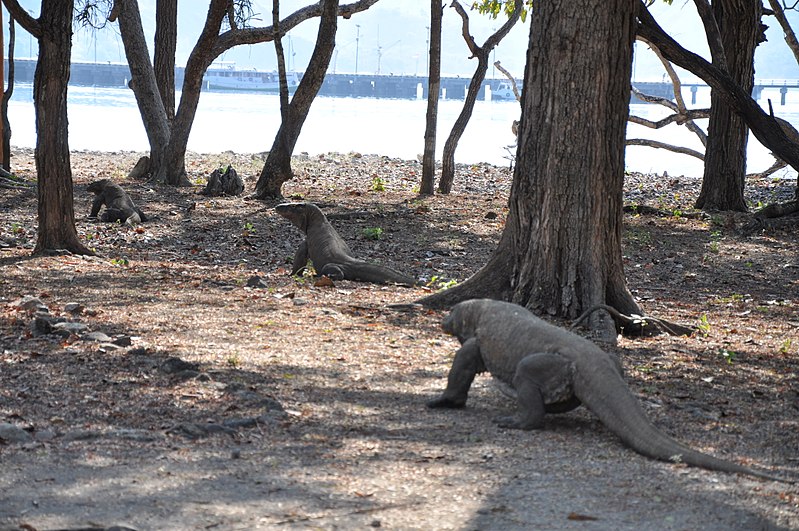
{"left": 213, "top": 0, "right": 380, "bottom": 57}
{"left": 1, "top": 0, "right": 41, "bottom": 37}
{"left": 632, "top": 37, "right": 709, "bottom": 147}
{"left": 625, "top": 138, "right": 705, "bottom": 160}
{"left": 494, "top": 60, "right": 521, "bottom": 102}
{"left": 767, "top": 0, "right": 799, "bottom": 64}
{"left": 450, "top": 0, "right": 480, "bottom": 58}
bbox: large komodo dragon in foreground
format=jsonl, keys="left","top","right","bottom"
{"left": 275, "top": 202, "right": 416, "bottom": 286}
{"left": 428, "top": 299, "right": 790, "bottom": 482}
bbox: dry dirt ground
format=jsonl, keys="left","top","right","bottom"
{"left": 1, "top": 148, "right": 798, "bottom": 531}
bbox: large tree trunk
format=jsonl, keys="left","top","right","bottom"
{"left": 115, "top": 0, "right": 171, "bottom": 183}
{"left": 154, "top": 0, "right": 178, "bottom": 123}
{"left": 438, "top": 0, "right": 520, "bottom": 194}
{"left": 421, "top": 0, "right": 638, "bottom": 341}
{"left": 419, "top": 0, "right": 442, "bottom": 196}
{"left": 32, "top": 0, "right": 92, "bottom": 255}
{"left": 253, "top": 0, "right": 339, "bottom": 199}
{"left": 695, "top": 0, "right": 760, "bottom": 212}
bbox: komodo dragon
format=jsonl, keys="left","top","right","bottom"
{"left": 428, "top": 299, "right": 790, "bottom": 482}
{"left": 275, "top": 202, "right": 416, "bottom": 286}
{"left": 87, "top": 179, "right": 147, "bottom": 225}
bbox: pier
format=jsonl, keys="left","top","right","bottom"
{"left": 5, "top": 58, "right": 799, "bottom": 104}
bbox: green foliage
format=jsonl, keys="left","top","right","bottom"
{"left": 779, "top": 339, "right": 793, "bottom": 355}
{"left": 427, "top": 275, "right": 458, "bottom": 290}
{"left": 110, "top": 257, "right": 129, "bottom": 267}
{"left": 471, "top": 0, "right": 531, "bottom": 22}
{"left": 708, "top": 230, "right": 722, "bottom": 254}
{"left": 697, "top": 314, "right": 711, "bottom": 336}
{"left": 362, "top": 227, "right": 383, "bottom": 240}
{"left": 719, "top": 349, "right": 737, "bottom": 365}
{"left": 242, "top": 221, "right": 256, "bottom": 236}
{"left": 370, "top": 175, "right": 386, "bottom": 192}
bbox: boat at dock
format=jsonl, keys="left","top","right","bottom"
{"left": 203, "top": 64, "right": 300, "bottom": 93}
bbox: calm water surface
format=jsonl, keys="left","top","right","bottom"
{"left": 6, "top": 83, "right": 798, "bottom": 179}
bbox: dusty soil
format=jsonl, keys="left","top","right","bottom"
{"left": 1, "top": 148, "right": 798, "bottom": 531}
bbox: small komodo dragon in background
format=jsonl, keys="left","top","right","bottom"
{"left": 275, "top": 202, "right": 416, "bottom": 286}
{"left": 87, "top": 179, "right": 147, "bottom": 225}
{"left": 428, "top": 299, "right": 791, "bottom": 482}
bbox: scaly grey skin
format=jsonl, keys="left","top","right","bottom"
{"left": 429, "top": 299, "right": 791, "bottom": 483}
{"left": 275, "top": 202, "right": 416, "bottom": 286}
{"left": 87, "top": 179, "right": 147, "bottom": 225}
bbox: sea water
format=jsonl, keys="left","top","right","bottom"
{"left": 5, "top": 83, "right": 798, "bottom": 179}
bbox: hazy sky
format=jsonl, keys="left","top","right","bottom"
{"left": 7, "top": 0, "right": 799, "bottom": 80}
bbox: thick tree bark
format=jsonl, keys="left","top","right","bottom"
{"left": 253, "top": 0, "right": 339, "bottom": 199}
{"left": 438, "top": 0, "right": 520, "bottom": 194}
{"left": 116, "top": 0, "right": 172, "bottom": 183}
{"left": 421, "top": 0, "right": 639, "bottom": 341}
{"left": 420, "top": 0, "right": 443, "bottom": 196}
{"left": 154, "top": 0, "right": 177, "bottom": 123}
{"left": 695, "top": 0, "right": 760, "bottom": 212}
{"left": 18, "top": 0, "right": 92, "bottom": 255}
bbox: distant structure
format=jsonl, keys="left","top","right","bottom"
{"left": 5, "top": 59, "right": 797, "bottom": 104}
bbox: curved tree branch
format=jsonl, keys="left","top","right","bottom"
{"left": 213, "top": 0, "right": 380, "bottom": 57}
{"left": 625, "top": 138, "right": 705, "bottom": 160}
{"left": 767, "top": 0, "right": 799, "bottom": 64}
{"left": 494, "top": 60, "right": 521, "bottom": 102}
{"left": 451, "top": 0, "right": 479, "bottom": 58}
{"left": 1, "top": 0, "right": 41, "bottom": 37}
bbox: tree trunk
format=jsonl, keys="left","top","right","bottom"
{"left": 695, "top": 0, "right": 759, "bottom": 212}
{"left": 438, "top": 0, "right": 520, "bottom": 194}
{"left": 253, "top": 0, "right": 339, "bottom": 199}
{"left": 439, "top": 56, "right": 487, "bottom": 194}
{"left": 32, "top": 0, "right": 92, "bottom": 255}
{"left": 421, "top": 0, "right": 638, "bottom": 341}
{"left": 419, "top": 1, "right": 442, "bottom": 196}
{"left": 273, "top": 0, "right": 290, "bottom": 118}
{"left": 162, "top": 0, "right": 229, "bottom": 186}
{"left": 1, "top": 13, "right": 14, "bottom": 171}
{"left": 154, "top": 0, "right": 177, "bottom": 123}
{"left": 116, "top": 0, "right": 171, "bottom": 183}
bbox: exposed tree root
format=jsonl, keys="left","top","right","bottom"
{"left": 742, "top": 200, "right": 799, "bottom": 233}
{"left": 571, "top": 304, "right": 695, "bottom": 337}
{"left": 0, "top": 172, "right": 35, "bottom": 189}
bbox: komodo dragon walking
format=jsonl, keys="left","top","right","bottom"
{"left": 275, "top": 202, "right": 417, "bottom": 286}
{"left": 428, "top": 299, "right": 790, "bottom": 482}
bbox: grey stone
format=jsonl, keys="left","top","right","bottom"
{"left": 53, "top": 322, "right": 89, "bottom": 334}
{"left": 246, "top": 275, "right": 269, "bottom": 289}
{"left": 83, "top": 331, "right": 113, "bottom": 342}
{"left": 64, "top": 302, "right": 86, "bottom": 314}
{"left": 113, "top": 335, "right": 133, "bottom": 347}
{"left": 0, "top": 423, "right": 33, "bottom": 443}
{"left": 13, "top": 295, "right": 48, "bottom": 312}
